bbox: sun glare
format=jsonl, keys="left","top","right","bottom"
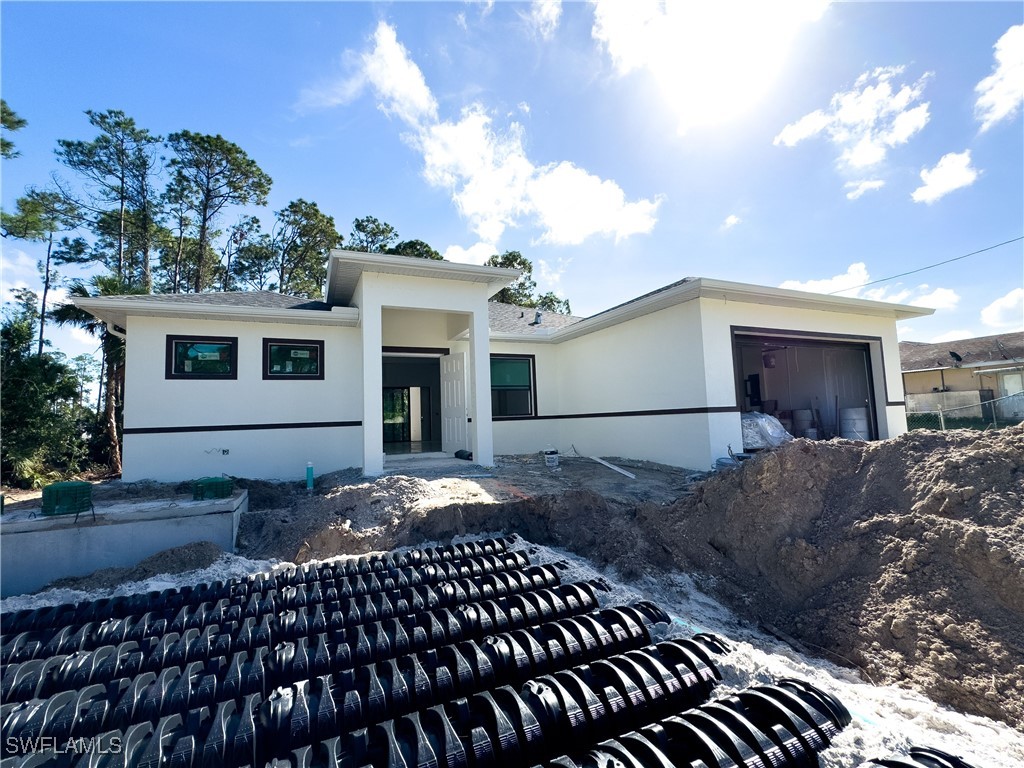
{"left": 594, "top": 0, "right": 829, "bottom": 133}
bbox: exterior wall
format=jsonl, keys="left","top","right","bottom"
{"left": 492, "top": 303, "right": 720, "bottom": 470}
{"left": 382, "top": 308, "right": 453, "bottom": 349}
{"left": 903, "top": 367, "right": 1012, "bottom": 395}
{"left": 122, "top": 316, "right": 362, "bottom": 482}
{"left": 1, "top": 493, "right": 247, "bottom": 597}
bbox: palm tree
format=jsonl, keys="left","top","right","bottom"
{"left": 50, "top": 275, "right": 144, "bottom": 475}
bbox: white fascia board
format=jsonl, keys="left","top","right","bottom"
{"left": 548, "top": 277, "right": 934, "bottom": 343}
{"left": 903, "top": 361, "right": 1023, "bottom": 374}
{"left": 326, "top": 249, "right": 522, "bottom": 304}
{"left": 73, "top": 298, "right": 360, "bottom": 329}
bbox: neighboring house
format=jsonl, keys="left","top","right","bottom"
{"left": 74, "top": 250, "right": 933, "bottom": 481}
{"left": 900, "top": 332, "right": 1024, "bottom": 420}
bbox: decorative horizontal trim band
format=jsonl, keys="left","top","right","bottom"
{"left": 886, "top": 401, "right": 907, "bottom": 407}
{"left": 494, "top": 406, "right": 741, "bottom": 422}
{"left": 124, "top": 420, "right": 362, "bottom": 435}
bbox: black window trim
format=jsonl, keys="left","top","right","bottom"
{"left": 165, "top": 334, "right": 238, "bottom": 380}
{"left": 262, "top": 337, "right": 326, "bottom": 381}
{"left": 491, "top": 353, "right": 538, "bottom": 420}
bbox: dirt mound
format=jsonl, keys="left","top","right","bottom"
{"left": 646, "top": 426, "right": 1024, "bottom": 728}
{"left": 46, "top": 541, "right": 224, "bottom": 592}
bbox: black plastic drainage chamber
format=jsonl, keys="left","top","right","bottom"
{"left": 0, "top": 537, "right": 853, "bottom": 768}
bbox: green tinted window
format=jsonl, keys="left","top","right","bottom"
{"left": 263, "top": 339, "right": 324, "bottom": 380}
{"left": 167, "top": 337, "right": 237, "bottom": 379}
{"left": 491, "top": 356, "right": 534, "bottom": 417}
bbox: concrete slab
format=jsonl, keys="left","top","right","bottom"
{"left": 0, "top": 491, "right": 247, "bottom": 597}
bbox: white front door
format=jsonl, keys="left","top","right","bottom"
{"left": 441, "top": 353, "right": 468, "bottom": 454}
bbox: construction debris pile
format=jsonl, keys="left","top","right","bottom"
{"left": 1, "top": 539, "right": 872, "bottom": 767}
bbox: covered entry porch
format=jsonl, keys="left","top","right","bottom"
{"left": 324, "top": 250, "right": 518, "bottom": 475}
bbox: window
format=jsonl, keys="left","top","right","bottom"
{"left": 263, "top": 338, "right": 324, "bottom": 380}
{"left": 491, "top": 355, "right": 535, "bottom": 417}
{"left": 166, "top": 335, "right": 237, "bottom": 379}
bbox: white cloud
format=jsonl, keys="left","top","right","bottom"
{"left": 592, "top": 0, "right": 829, "bottom": 134}
{"left": 315, "top": 23, "right": 660, "bottom": 248}
{"left": 444, "top": 241, "right": 499, "bottom": 265}
{"left": 910, "top": 150, "right": 979, "bottom": 204}
{"left": 296, "top": 22, "right": 437, "bottom": 126}
{"left": 780, "top": 264, "right": 961, "bottom": 311}
{"left": 780, "top": 262, "right": 869, "bottom": 295}
{"left": 975, "top": 24, "right": 1024, "bottom": 132}
{"left": 720, "top": 214, "right": 741, "bottom": 231}
{"left": 844, "top": 179, "right": 885, "bottom": 200}
{"left": 517, "top": 101, "right": 530, "bottom": 115}
{"left": 861, "top": 285, "right": 912, "bottom": 304}
{"left": 911, "top": 287, "right": 960, "bottom": 310}
{"left": 69, "top": 327, "right": 100, "bottom": 347}
{"left": 929, "top": 329, "right": 974, "bottom": 344}
{"left": 896, "top": 323, "right": 917, "bottom": 340}
{"left": 526, "top": 161, "right": 661, "bottom": 245}
{"left": 536, "top": 258, "right": 569, "bottom": 293}
{"left": 981, "top": 287, "right": 1024, "bottom": 329}
{"left": 775, "top": 66, "right": 931, "bottom": 172}
{"left": 526, "top": 0, "right": 561, "bottom": 40}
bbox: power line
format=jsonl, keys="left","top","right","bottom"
{"left": 827, "top": 235, "right": 1024, "bottom": 294}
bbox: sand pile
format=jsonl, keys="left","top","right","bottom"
{"left": 645, "top": 425, "right": 1024, "bottom": 728}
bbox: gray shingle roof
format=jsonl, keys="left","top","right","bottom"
{"left": 899, "top": 331, "right": 1024, "bottom": 370}
{"left": 487, "top": 302, "right": 583, "bottom": 333}
{"left": 113, "top": 291, "right": 332, "bottom": 312}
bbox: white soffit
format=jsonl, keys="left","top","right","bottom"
{"left": 326, "top": 250, "right": 520, "bottom": 305}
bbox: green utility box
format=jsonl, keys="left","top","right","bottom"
{"left": 192, "top": 477, "right": 234, "bottom": 500}
{"left": 41, "top": 481, "right": 95, "bottom": 522}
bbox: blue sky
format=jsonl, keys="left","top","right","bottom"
{"left": 2, "top": 1, "right": 1022, "bottom": 363}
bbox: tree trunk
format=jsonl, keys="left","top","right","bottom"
{"left": 104, "top": 350, "right": 122, "bottom": 474}
{"left": 117, "top": 192, "right": 126, "bottom": 282}
{"left": 95, "top": 354, "right": 105, "bottom": 417}
{"left": 195, "top": 195, "right": 211, "bottom": 293}
{"left": 37, "top": 232, "right": 54, "bottom": 356}
{"left": 173, "top": 230, "right": 184, "bottom": 294}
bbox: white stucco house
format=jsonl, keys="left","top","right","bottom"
{"left": 74, "top": 250, "right": 934, "bottom": 482}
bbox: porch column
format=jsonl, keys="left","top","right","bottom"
{"left": 362, "top": 301, "right": 384, "bottom": 476}
{"left": 467, "top": 308, "right": 494, "bottom": 466}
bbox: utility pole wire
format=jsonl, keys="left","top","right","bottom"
{"left": 827, "top": 236, "right": 1024, "bottom": 295}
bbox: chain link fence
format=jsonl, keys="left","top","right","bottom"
{"left": 906, "top": 390, "right": 1024, "bottom": 432}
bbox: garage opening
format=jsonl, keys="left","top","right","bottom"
{"left": 732, "top": 329, "right": 878, "bottom": 440}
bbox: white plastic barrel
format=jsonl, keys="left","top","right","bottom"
{"left": 839, "top": 407, "right": 870, "bottom": 439}
{"left": 793, "top": 409, "right": 814, "bottom": 438}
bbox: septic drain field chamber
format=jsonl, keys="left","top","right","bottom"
{"left": 0, "top": 537, "right": 968, "bottom": 767}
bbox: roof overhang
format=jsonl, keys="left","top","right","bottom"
{"left": 549, "top": 277, "right": 934, "bottom": 344}
{"left": 903, "top": 361, "right": 1024, "bottom": 374}
{"left": 325, "top": 249, "right": 520, "bottom": 305}
{"left": 73, "top": 298, "right": 360, "bottom": 329}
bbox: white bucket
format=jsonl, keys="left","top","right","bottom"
{"left": 840, "top": 407, "right": 870, "bottom": 439}
{"left": 544, "top": 450, "right": 559, "bottom": 468}
{"left": 793, "top": 409, "right": 814, "bottom": 432}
